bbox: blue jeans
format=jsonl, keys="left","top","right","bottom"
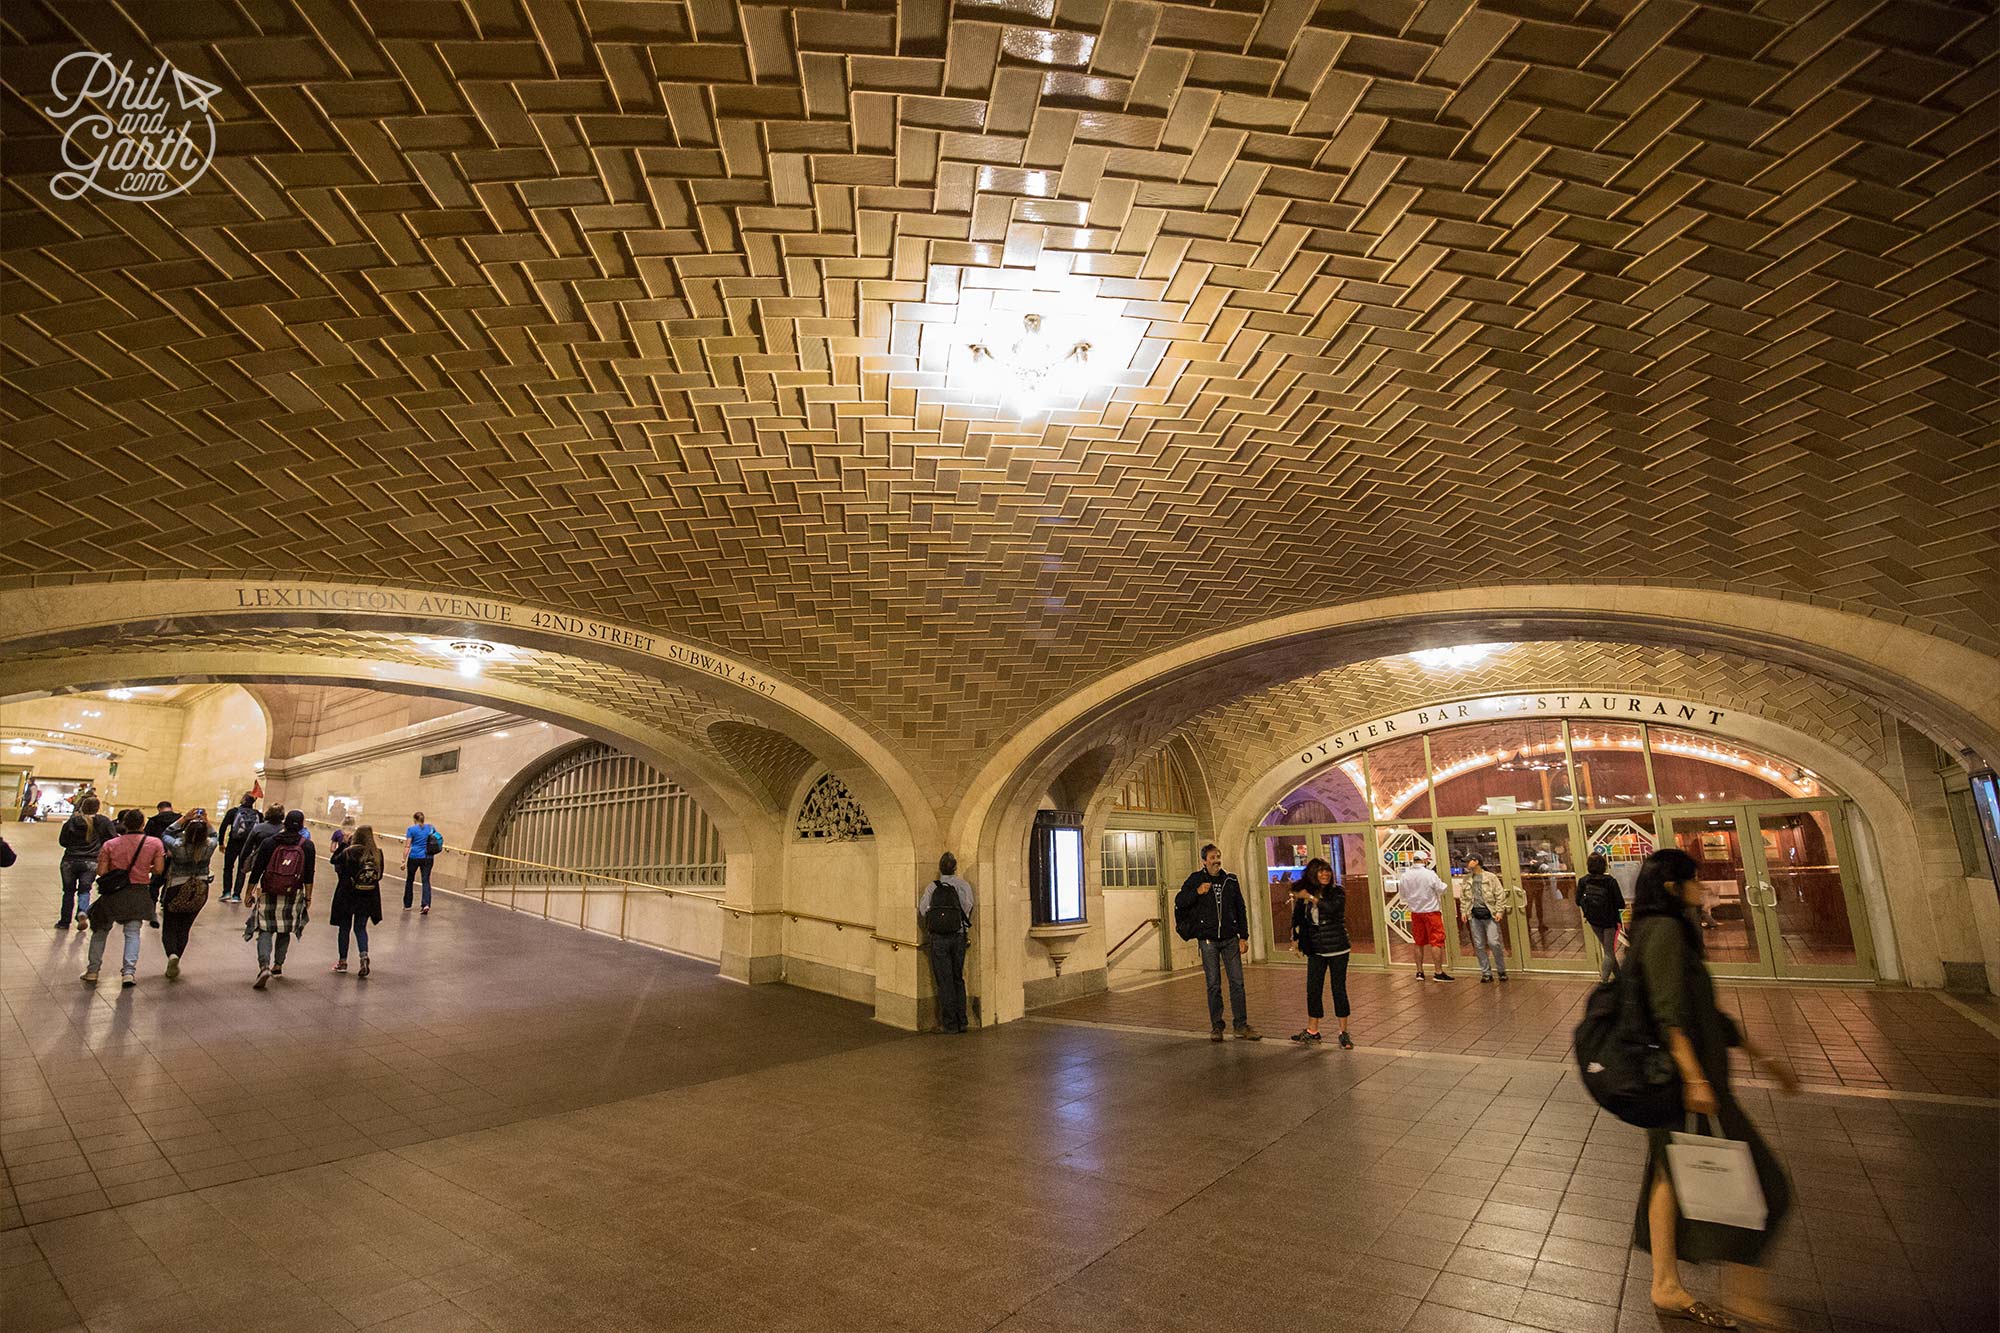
{"left": 1469, "top": 915, "right": 1506, "bottom": 978}
{"left": 256, "top": 930, "right": 291, "bottom": 970}
{"left": 59, "top": 860, "right": 95, "bottom": 925}
{"left": 1198, "top": 938, "right": 1249, "bottom": 1029}
{"left": 88, "top": 920, "right": 142, "bottom": 976}
{"left": 404, "top": 857, "right": 432, "bottom": 908}
{"left": 338, "top": 916, "right": 369, "bottom": 961}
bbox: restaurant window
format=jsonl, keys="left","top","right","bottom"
{"left": 1569, "top": 722, "right": 1653, "bottom": 809}
{"left": 1428, "top": 719, "right": 1571, "bottom": 817}
{"left": 1364, "top": 737, "right": 1430, "bottom": 820}
{"left": 1648, "top": 728, "right": 1832, "bottom": 805}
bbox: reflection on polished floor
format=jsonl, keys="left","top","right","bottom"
{"left": 4, "top": 830, "right": 1996, "bottom": 1333}
{"left": 1043, "top": 966, "right": 2000, "bottom": 1100}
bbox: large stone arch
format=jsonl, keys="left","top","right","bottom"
{"left": 1217, "top": 689, "right": 1948, "bottom": 987}
{"left": 1, "top": 628, "right": 939, "bottom": 1024}
{"left": 956, "top": 591, "right": 2000, "bottom": 1023}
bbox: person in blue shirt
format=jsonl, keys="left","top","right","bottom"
{"left": 403, "top": 812, "right": 442, "bottom": 915}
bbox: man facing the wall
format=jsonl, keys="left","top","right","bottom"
{"left": 919, "top": 853, "right": 976, "bottom": 1033}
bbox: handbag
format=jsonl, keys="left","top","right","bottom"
{"left": 1666, "top": 1115, "right": 1768, "bottom": 1231}
{"left": 1470, "top": 902, "right": 1493, "bottom": 921}
{"left": 164, "top": 873, "right": 212, "bottom": 915}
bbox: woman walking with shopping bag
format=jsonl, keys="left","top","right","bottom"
{"left": 1629, "top": 847, "right": 1799, "bottom": 1329}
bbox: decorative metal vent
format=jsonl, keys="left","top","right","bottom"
{"left": 487, "top": 742, "right": 724, "bottom": 888}
{"left": 795, "top": 771, "right": 873, "bottom": 841}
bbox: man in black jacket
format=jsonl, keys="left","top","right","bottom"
{"left": 1174, "top": 844, "right": 1262, "bottom": 1042}
{"left": 217, "top": 794, "right": 260, "bottom": 903}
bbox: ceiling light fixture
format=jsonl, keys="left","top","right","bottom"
{"left": 447, "top": 640, "right": 496, "bottom": 678}
{"left": 106, "top": 688, "right": 135, "bottom": 700}
{"left": 969, "top": 313, "right": 1091, "bottom": 417}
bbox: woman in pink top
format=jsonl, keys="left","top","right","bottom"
{"left": 83, "top": 809, "right": 168, "bottom": 987}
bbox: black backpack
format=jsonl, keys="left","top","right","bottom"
{"left": 1572, "top": 931, "right": 1683, "bottom": 1128}
{"left": 1577, "top": 876, "right": 1619, "bottom": 927}
{"left": 923, "top": 881, "right": 965, "bottom": 936}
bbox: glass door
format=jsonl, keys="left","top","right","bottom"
{"left": 1440, "top": 823, "right": 1507, "bottom": 977}
{"left": 1748, "top": 806, "right": 1874, "bottom": 980}
{"left": 1668, "top": 804, "right": 1876, "bottom": 980}
{"left": 1510, "top": 819, "right": 1590, "bottom": 973}
{"left": 1260, "top": 826, "right": 1384, "bottom": 965}
{"left": 1667, "top": 810, "right": 1773, "bottom": 977}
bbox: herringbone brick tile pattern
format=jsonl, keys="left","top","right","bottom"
{"left": 705, "top": 719, "right": 819, "bottom": 809}
{"left": 2, "top": 2, "right": 1994, "bottom": 751}
{"left": 1122, "top": 639, "right": 1893, "bottom": 815}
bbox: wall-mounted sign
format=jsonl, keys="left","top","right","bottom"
{"left": 1299, "top": 693, "right": 1730, "bottom": 768}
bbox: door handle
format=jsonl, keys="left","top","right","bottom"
{"left": 1751, "top": 882, "right": 1776, "bottom": 908}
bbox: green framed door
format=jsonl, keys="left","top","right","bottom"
{"left": 1506, "top": 815, "right": 1592, "bottom": 974}
{"left": 1665, "top": 807, "right": 1777, "bottom": 977}
{"left": 1743, "top": 804, "right": 1875, "bottom": 980}
{"left": 1437, "top": 821, "right": 1510, "bottom": 976}
{"left": 1258, "top": 824, "right": 1387, "bottom": 965}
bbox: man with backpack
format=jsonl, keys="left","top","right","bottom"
{"left": 1576, "top": 853, "right": 1627, "bottom": 981}
{"left": 245, "top": 809, "right": 315, "bottom": 989}
{"left": 217, "top": 793, "right": 261, "bottom": 903}
{"left": 56, "top": 796, "right": 116, "bottom": 931}
{"left": 918, "top": 853, "right": 976, "bottom": 1033}
{"left": 1173, "top": 844, "right": 1262, "bottom": 1042}
{"left": 404, "top": 812, "right": 443, "bottom": 915}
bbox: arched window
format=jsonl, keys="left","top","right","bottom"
{"left": 795, "top": 771, "right": 873, "bottom": 841}
{"left": 486, "top": 742, "right": 724, "bottom": 888}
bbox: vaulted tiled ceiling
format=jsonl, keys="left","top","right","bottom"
{"left": 3, "top": 1, "right": 1994, "bottom": 749}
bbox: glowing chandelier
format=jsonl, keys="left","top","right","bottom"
{"left": 968, "top": 314, "right": 1091, "bottom": 414}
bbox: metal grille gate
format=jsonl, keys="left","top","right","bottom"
{"left": 485, "top": 742, "right": 726, "bottom": 889}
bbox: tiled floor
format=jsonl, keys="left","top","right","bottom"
{"left": 3, "top": 825, "right": 1996, "bottom": 1332}
{"left": 1044, "top": 965, "right": 2000, "bottom": 1099}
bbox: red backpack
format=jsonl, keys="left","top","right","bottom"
{"left": 262, "top": 842, "right": 307, "bottom": 894}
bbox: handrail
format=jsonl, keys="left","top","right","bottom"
{"left": 1108, "top": 918, "right": 1158, "bottom": 963}
{"left": 303, "top": 817, "right": 725, "bottom": 903}
{"left": 723, "top": 904, "right": 876, "bottom": 932}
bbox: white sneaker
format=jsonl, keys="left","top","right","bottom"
{"left": 165, "top": 955, "right": 180, "bottom": 980}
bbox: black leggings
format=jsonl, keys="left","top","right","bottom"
{"left": 1306, "top": 952, "right": 1351, "bottom": 1020}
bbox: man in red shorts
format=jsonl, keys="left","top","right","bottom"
{"left": 1398, "top": 851, "right": 1454, "bottom": 981}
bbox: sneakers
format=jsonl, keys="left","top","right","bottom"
{"left": 270, "top": 965, "right": 283, "bottom": 977}
{"left": 53, "top": 920, "right": 69, "bottom": 930}
{"left": 1290, "top": 1029, "right": 1322, "bottom": 1043}
{"left": 332, "top": 960, "right": 348, "bottom": 973}
{"left": 75, "top": 919, "right": 88, "bottom": 932}
{"left": 1435, "top": 971, "right": 1456, "bottom": 982}
{"left": 1338, "top": 1031, "right": 1354, "bottom": 1050}
{"left": 253, "top": 967, "right": 271, "bottom": 990}
{"left": 358, "top": 955, "right": 370, "bottom": 978}
{"left": 1498, "top": 973, "right": 1510, "bottom": 982}
{"left": 1235, "top": 1025, "right": 1263, "bottom": 1042}
{"left": 120, "top": 974, "right": 135, "bottom": 988}
{"left": 165, "top": 955, "right": 180, "bottom": 980}
{"left": 1479, "top": 974, "right": 1492, "bottom": 983}
{"left": 80, "top": 970, "right": 98, "bottom": 984}
{"left": 1414, "top": 972, "right": 1429, "bottom": 981}
{"left": 421, "top": 906, "right": 430, "bottom": 916}
{"left": 1210, "top": 1026, "right": 1225, "bottom": 1043}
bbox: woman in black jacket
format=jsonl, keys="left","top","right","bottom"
{"left": 1288, "top": 858, "right": 1354, "bottom": 1049}
{"left": 1631, "top": 848, "right": 1798, "bottom": 1329}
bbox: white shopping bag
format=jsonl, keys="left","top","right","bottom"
{"left": 1667, "top": 1118, "right": 1768, "bottom": 1232}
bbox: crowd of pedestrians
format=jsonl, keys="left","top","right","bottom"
{"left": 38, "top": 794, "right": 444, "bottom": 990}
